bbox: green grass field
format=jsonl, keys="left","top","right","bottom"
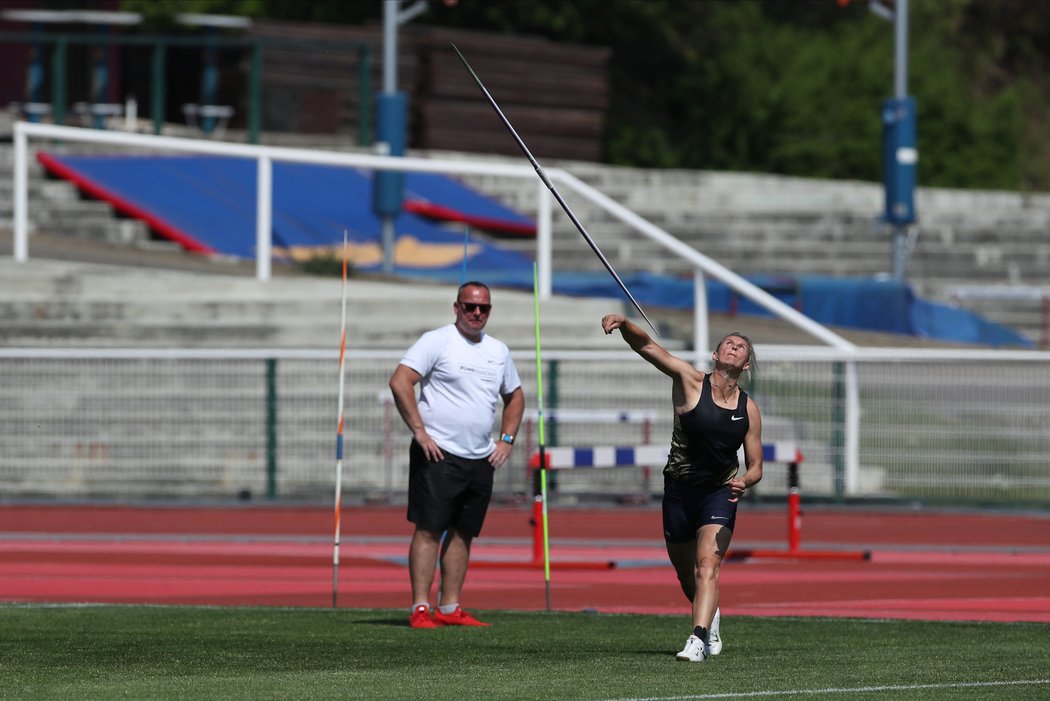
{"left": 2, "top": 604, "right": 1047, "bottom": 700}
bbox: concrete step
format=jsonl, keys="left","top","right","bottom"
{"left": 0, "top": 178, "right": 80, "bottom": 204}
{"left": 0, "top": 257, "right": 648, "bottom": 350}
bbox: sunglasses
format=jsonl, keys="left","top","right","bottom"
{"left": 458, "top": 301, "right": 492, "bottom": 314}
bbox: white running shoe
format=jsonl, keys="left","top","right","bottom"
{"left": 675, "top": 634, "right": 707, "bottom": 662}
{"left": 707, "top": 608, "right": 723, "bottom": 656}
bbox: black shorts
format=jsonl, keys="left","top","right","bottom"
{"left": 407, "top": 440, "right": 494, "bottom": 538}
{"left": 661, "top": 475, "right": 738, "bottom": 544}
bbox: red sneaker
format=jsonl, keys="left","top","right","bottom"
{"left": 409, "top": 605, "right": 437, "bottom": 629}
{"left": 432, "top": 606, "right": 490, "bottom": 627}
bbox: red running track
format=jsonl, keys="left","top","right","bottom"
{"left": 1, "top": 503, "right": 1048, "bottom": 623}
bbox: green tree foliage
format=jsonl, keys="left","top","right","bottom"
{"left": 121, "top": 0, "right": 1050, "bottom": 190}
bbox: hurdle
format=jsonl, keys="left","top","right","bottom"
{"left": 519, "top": 408, "right": 660, "bottom": 502}
{"left": 528, "top": 442, "right": 870, "bottom": 562}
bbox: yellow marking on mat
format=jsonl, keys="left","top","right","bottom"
{"left": 274, "top": 236, "right": 481, "bottom": 268}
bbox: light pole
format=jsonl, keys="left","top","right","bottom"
{"left": 373, "top": 0, "right": 427, "bottom": 274}
{"left": 876, "top": 0, "right": 918, "bottom": 280}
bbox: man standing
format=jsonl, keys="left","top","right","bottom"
{"left": 389, "top": 281, "right": 524, "bottom": 628}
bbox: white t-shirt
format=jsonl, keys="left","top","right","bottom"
{"left": 400, "top": 324, "right": 522, "bottom": 459}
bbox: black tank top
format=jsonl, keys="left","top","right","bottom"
{"left": 663, "top": 374, "right": 750, "bottom": 486}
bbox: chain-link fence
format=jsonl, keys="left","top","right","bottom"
{"left": 2, "top": 347, "right": 1048, "bottom": 507}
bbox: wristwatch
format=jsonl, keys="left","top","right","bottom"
{"left": 500, "top": 433, "right": 515, "bottom": 445}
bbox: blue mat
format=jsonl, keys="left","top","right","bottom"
{"left": 38, "top": 153, "right": 535, "bottom": 277}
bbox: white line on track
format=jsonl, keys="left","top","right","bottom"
{"left": 605, "top": 678, "right": 1050, "bottom": 700}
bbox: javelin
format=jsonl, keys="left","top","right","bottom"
{"left": 450, "top": 43, "right": 658, "bottom": 335}
{"left": 331, "top": 230, "right": 350, "bottom": 608}
{"left": 532, "top": 261, "right": 552, "bottom": 610}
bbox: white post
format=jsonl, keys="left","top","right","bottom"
{"left": 693, "top": 267, "right": 708, "bottom": 363}
{"left": 536, "top": 179, "right": 552, "bottom": 300}
{"left": 13, "top": 123, "right": 28, "bottom": 263}
{"left": 124, "top": 95, "right": 137, "bottom": 131}
{"left": 844, "top": 359, "right": 861, "bottom": 494}
{"left": 255, "top": 155, "right": 272, "bottom": 281}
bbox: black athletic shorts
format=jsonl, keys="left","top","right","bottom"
{"left": 661, "top": 475, "right": 737, "bottom": 544}
{"left": 407, "top": 439, "right": 494, "bottom": 537}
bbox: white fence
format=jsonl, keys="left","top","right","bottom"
{"left": 1, "top": 347, "right": 1048, "bottom": 506}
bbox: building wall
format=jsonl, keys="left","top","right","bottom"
{"left": 247, "top": 20, "right": 610, "bottom": 162}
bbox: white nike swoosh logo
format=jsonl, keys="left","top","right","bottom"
{"left": 731, "top": 416, "right": 744, "bottom": 421}
{"left": 711, "top": 516, "right": 728, "bottom": 520}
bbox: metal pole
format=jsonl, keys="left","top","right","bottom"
{"left": 51, "top": 38, "right": 66, "bottom": 125}
{"left": 382, "top": 2, "right": 396, "bottom": 95}
{"left": 376, "top": 1, "right": 423, "bottom": 274}
{"left": 13, "top": 123, "right": 28, "bottom": 263}
{"left": 891, "top": 0, "right": 910, "bottom": 280}
{"left": 150, "top": 42, "right": 166, "bottom": 135}
{"left": 358, "top": 46, "right": 371, "bottom": 147}
{"left": 248, "top": 42, "right": 262, "bottom": 144}
{"left": 536, "top": 179, "right": 552, "bottom": 299}
{"left": 844, "top": 360, "right": 861, "bottom": 495}
{"left": 199, "top": 27, "right": 219, "bottom": 134}
{"left": 380, "top": 0, "right": 397, "bottom": 274}
{"left": 256, "top": 155, "right": 272, "bottom": 281}
{"left": 89, "top": 26, "right": 110, "bottom": 129}
{"left": 894, "top": 0, "right": 908, "bottom": 99}
{"left": 265, "top": 358, "right": 278, "bottom": 499}
{"left": 693, "top": 268, "right": 708, "bottom": 363}
{"left": 28, "top": 33, "right": 45, "bottom": 121}
{"left": 832, "top": 361, "right": 845, "bottom": 499}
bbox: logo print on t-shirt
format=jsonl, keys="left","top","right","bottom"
{"left": 460, "top": 363, "right": 498, "bottom": 380}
